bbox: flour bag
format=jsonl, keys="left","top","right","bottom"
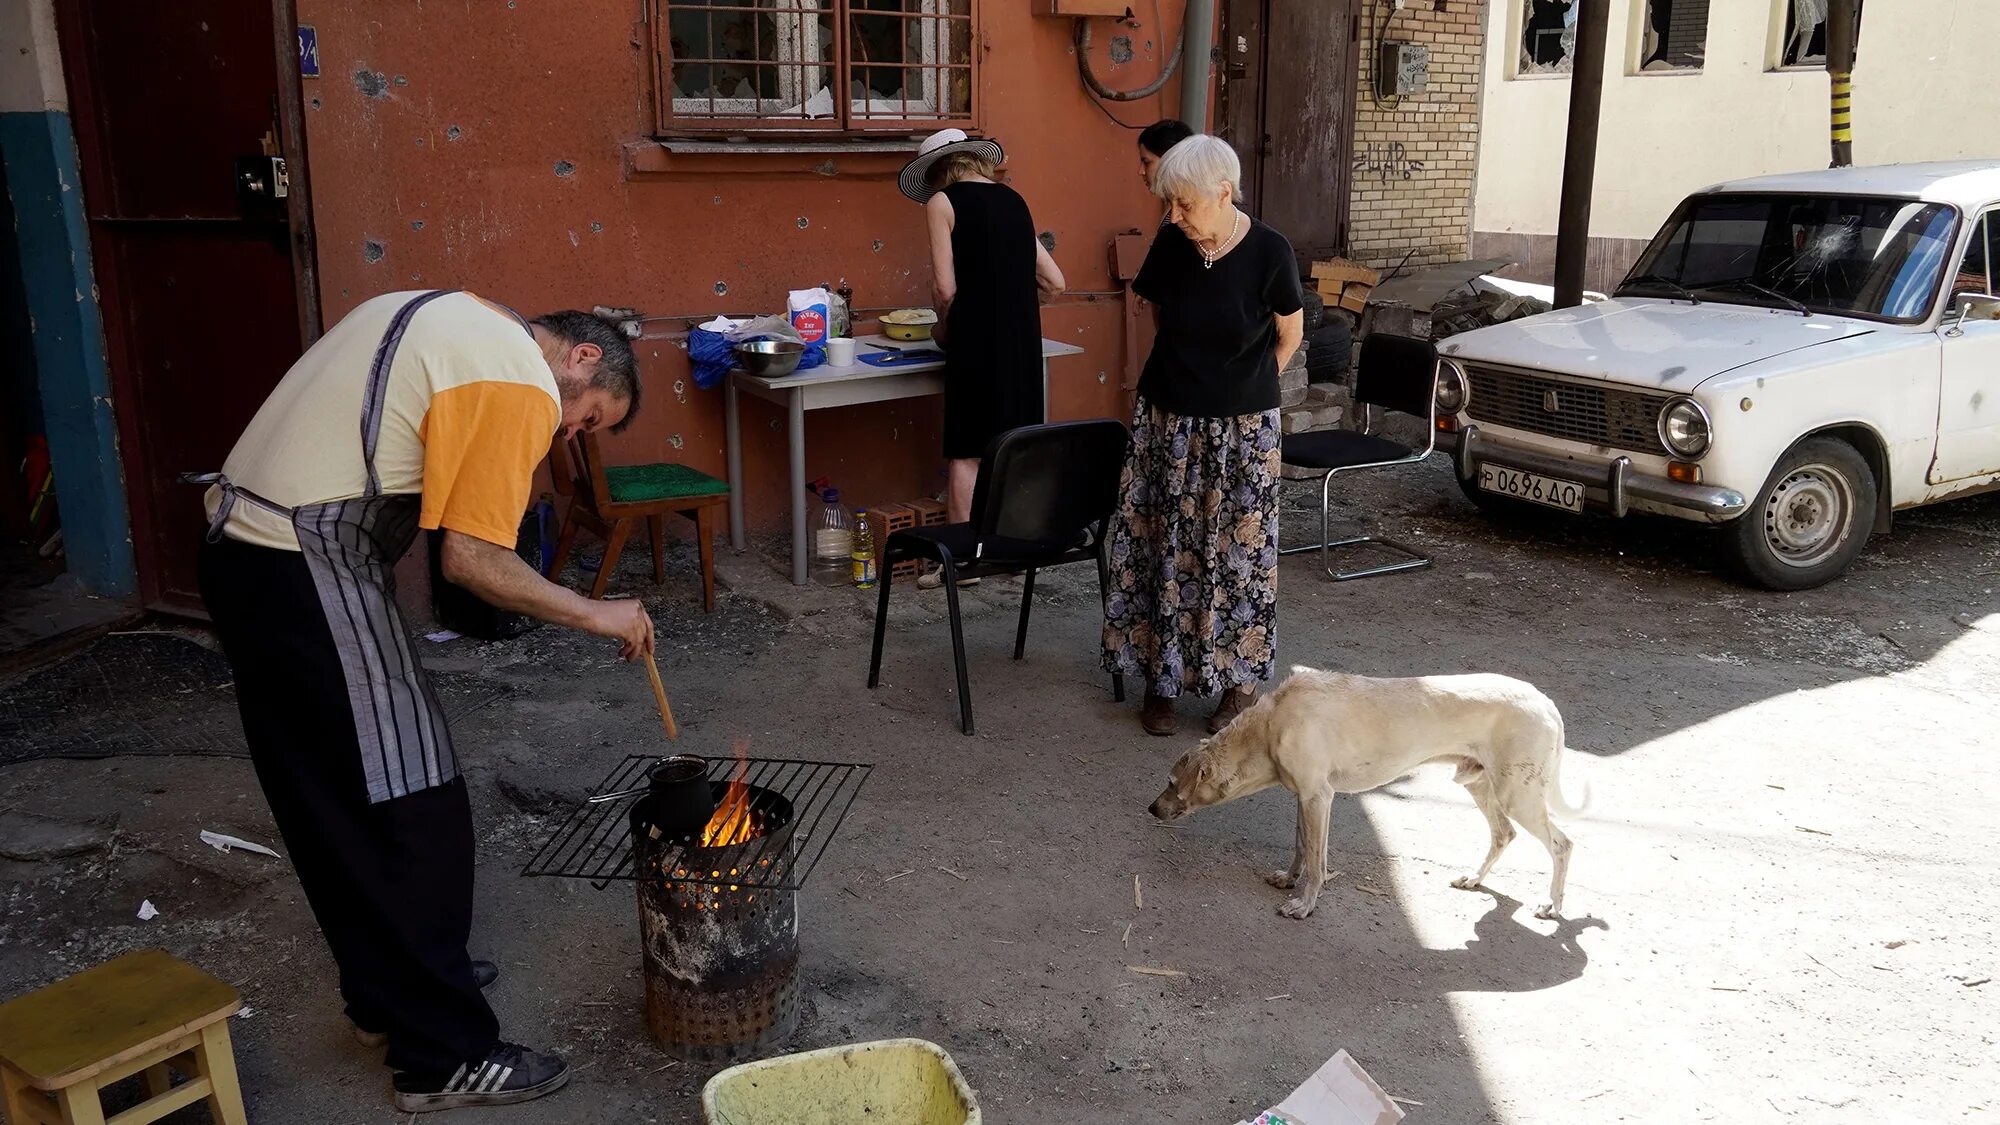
{"left": 788, "top": 287, "right": 831, "bottom": 370}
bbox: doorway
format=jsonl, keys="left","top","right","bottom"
{"left": 1217, "top": 0, "right": 1359, "bottom": 265}
{"left": 54, "top": 0, "right": 319, "bottom": 613}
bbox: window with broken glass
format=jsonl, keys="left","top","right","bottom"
{"left": 1638, "top": 0, "right": 1707, "bottom": 71}
{"left": 656, "top": 0, "right": 976, "bottom": 134}
{"left": 1519, "top": 0, "right": 1576, "bottom": 76}
{"left": 1778, "top": 0, "right": 1862, "bottom": 68}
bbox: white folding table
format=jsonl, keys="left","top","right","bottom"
{"left": 724, "top": 334, "right": 1086, "bottom": 585}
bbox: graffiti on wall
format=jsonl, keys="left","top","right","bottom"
{"left": 1353, "top": 141, "right": 1425, "bottom": 181}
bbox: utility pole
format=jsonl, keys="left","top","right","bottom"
{"left": 1553, "top": 0, "right": 1610, "bottom": 308}
{"left": 1825, "top": 0, "right": 1858, "bottom": 167}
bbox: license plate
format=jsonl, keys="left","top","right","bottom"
{"left": 1477, "top": 464, "right": 1585, "bottom": 513}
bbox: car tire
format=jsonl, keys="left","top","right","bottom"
{"left": 1301, "top": 290, "right": 1326, "bottom": 332}
{"left": 1724, "top": 436, "right": 1876, "bottom": 591}
{"left": 1303, "top": 320, "right": 1352, "bottom": 384}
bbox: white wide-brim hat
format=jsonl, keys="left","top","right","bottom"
{"left": 898, "top": 128, "right": 1005, "bottom": 204}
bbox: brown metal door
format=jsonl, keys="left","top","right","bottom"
{"left": 1219, "top": 0, "right": 1357, "bottom": 264}
{"left": 56, "top": 0, "right": 316, "bottom": 613}
{"left": 1217, "top": 0, "right": 1269, "bottom": 212}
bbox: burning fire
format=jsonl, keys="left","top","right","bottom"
{"left": 700, "top": 739, "right": 755, "bottom": 847}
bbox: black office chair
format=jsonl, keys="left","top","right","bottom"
{"left": 1278, "top": 332, "right": 1439, "bottom": 581}
{"left": 866, "top": 420, "right": 1130, "bottom": 735}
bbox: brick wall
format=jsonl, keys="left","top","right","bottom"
{"left": 1347, "top": 0, "right": 1486, "bottom": 270}
{"left": 1658, "top": 0, "right": 1710, "bottom": 68}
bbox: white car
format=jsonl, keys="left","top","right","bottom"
{"left": 1435, "top": 161, "right": 2000, "bottom": 590}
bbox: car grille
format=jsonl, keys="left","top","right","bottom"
{"left": 1463, "top": 364, "right": 1671, "bottom": 456}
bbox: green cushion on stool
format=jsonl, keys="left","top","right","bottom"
{"left": 604, "top": 462, "right": 730, "bottom": 504}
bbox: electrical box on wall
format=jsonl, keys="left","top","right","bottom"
{"left": 1375, "top": 40, "right": 1429, "bottom": 97}
{"left": 1032, "top": 0, "right": 1134, "bottom": 15}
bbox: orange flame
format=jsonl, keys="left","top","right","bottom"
{"left": 700, "top": 739, "right": 754, "bottom": 846}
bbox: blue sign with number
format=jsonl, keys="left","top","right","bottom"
{"left": 298, "top": 25, "right": 319, "bottom": 78}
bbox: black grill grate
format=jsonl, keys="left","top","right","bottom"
{"left": 1465, "top": 365, "right": 1671, "bottom": 456}
{"left": 521, "top": 754, "right": 871, "bottom": 890}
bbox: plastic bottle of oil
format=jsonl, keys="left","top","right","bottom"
{"left": 850, "top": 508, "right": 879, "bottom": 589}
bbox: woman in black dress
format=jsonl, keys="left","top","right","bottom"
{"left": 901, "top": 130, "right": 1065, "bottom": 580}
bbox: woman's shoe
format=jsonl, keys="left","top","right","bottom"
{"left": 1141, "top": 692, "right": 1179, "bottom": 736}
{"left": 917, "top": 566, "right": 979, "bottom": 590}
{"left": 1207, "top": 685, "right": 1257, "bottom": 734}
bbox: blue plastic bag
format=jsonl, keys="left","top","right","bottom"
{"left": 688, "top": 327, "right": 736, "bottom": 389}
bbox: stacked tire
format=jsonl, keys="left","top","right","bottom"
{"left": 1304, "top": 315, "right": 1352, "bottom": 385}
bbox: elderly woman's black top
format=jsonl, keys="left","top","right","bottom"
{"left": 1134, "top": 217, "right": 1304, "bottom": 418}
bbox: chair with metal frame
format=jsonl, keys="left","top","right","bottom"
{"left": 866, "top": 420, "right": 1130, "bottom": 736}
{"left": 1278, "top": 332, "right": 1440, "bottom": 581}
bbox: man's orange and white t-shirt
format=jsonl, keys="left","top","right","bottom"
{"left": 204, "top": 290, "right": 560, "bottom": 551}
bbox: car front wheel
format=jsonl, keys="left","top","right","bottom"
{"left": 1724, "top": 437, "right": 1876, "bottom": 591}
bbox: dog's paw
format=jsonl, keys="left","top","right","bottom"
{"left": 1265, "top": 870, "right": 1299, "bottom": 890}
{"left": 1534, "top": 903, "right": 1562, "bottom": 921}
{"left": 1450, "top": 875, "right": 1483, "bottom": 891}
{"left": 1278, "top": 896, "right": 1318, "bottom": 920}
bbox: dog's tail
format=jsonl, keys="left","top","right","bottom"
{"left": 1545, "top": 712, "right": 1594, "bottom": 820}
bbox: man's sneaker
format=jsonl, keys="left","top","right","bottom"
{"left": 351, "top": 960, "right": 500, "bottom": 1049}
{"left": 392, "top": 1043, "right": 569, "bottom": 1112}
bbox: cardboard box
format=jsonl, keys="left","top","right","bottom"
{"left": 1311, "top": 258, "right": 1382, "bottom": 288}
{"left": 1317, "top": 279, "right": 1375, "bottom": 314}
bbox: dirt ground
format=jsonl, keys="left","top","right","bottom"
{"left": 3, "top": 457, "right": 1997, "bottom": 1124}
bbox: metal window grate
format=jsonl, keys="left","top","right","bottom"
{"left": 1465, "top": 364, "right": 1672, "bottom": 456}
{"left": 655, "top": 0, "right": 974, "bottom": 131}
{"left": 521, "top": 754, "right": 872, "bottom": 890}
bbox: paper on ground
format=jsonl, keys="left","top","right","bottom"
{"left": 424, "top": 630, "right": 461, "bottom": 643}
{"left": 1240, "top": 1049, "right": 1404, "bottom": 1125}
{"left": 201, "top": 830, "right": 282, "bottom": 859}
{"left": 137, "top": 899, "right": 159, "bottom": 921}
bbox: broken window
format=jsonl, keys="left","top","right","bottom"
{"left": 1639, "top": 0, "right": 1708, "bottom": 71}
{"left": 659, "top": 0, "right": 974, "bottom": 132}
{"left": 1623, "top": 193, "right": 1956, "bottom": 322}
{"left": 1780, "top": 0, "right": 1863, "bottom": 68}
{"left": 1520, "top": 0, "right": 1576, "bottom": 75}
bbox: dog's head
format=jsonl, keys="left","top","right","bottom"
{"left": 1149, "top": 741, "right": 1232, "bottom": 822}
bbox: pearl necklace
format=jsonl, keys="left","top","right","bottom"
{"left": 1200, "top": 210, "right": 1243, "bottom": 270}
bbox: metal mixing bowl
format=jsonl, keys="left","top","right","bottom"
{"left": 735, "top": 339, "right": 806, "bottom": 378}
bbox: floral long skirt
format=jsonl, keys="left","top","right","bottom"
{"left": 1101, "top": 398, "right": 1281, "bottom": 698}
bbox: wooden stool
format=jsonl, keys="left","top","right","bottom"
{"left": 0, "top": 949, "right": 247, "bottom": 1125}
{"left": 546, "top": 433, "right": 730, "bottom": 612}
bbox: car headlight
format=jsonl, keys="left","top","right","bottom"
{"left": 1658, "top": 397, "right": 1712, "bottom": 459}
{"left": 1435, "top": 360, "right": 1469, "bottom": 414}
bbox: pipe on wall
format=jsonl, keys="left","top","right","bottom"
{"left": 1178, "top": 0, "right": 1216, "bottom": 129}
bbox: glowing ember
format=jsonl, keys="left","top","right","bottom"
{"left": 700, "top": 740, "right": 755, "bottom": 846}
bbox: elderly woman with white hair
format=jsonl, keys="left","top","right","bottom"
{"left": 1102, "top": 134, "right": 1304, "bottom": 737}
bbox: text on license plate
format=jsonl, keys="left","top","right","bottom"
{"left": 1477, "top": 465, "right": 1585, "bottom": 512}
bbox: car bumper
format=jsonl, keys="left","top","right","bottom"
{"left": 1442, "top": 424, "right": 1749, "bottom": 520}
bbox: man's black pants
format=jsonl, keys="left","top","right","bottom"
{"left": 199, "top": 536, "right": 498, "bottom": 1074}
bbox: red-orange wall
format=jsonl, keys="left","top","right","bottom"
{"left": 298, "top": 1, "right": 1187, "bottom": 532}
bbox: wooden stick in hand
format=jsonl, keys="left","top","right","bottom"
{"left": 644, "top": 650, "right": 679, "bottom": 741}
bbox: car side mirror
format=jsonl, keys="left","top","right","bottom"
{"left": 1947, "top": 293, "right": 2000, "bottom": 336}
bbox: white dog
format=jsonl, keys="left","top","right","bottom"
{"left": 1148, "top": 666, "right": 1589, "bottom": 920}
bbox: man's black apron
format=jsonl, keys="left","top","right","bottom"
{"left": 189, "top": 289, "right": 463, "bottom": 804}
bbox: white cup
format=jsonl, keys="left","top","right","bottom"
{"left": 826, "top": 337, "right": 857, "bottom": 366}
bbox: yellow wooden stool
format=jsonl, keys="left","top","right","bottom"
{"left": 0, "top": 949, "right": 247, "bottom": 1125}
